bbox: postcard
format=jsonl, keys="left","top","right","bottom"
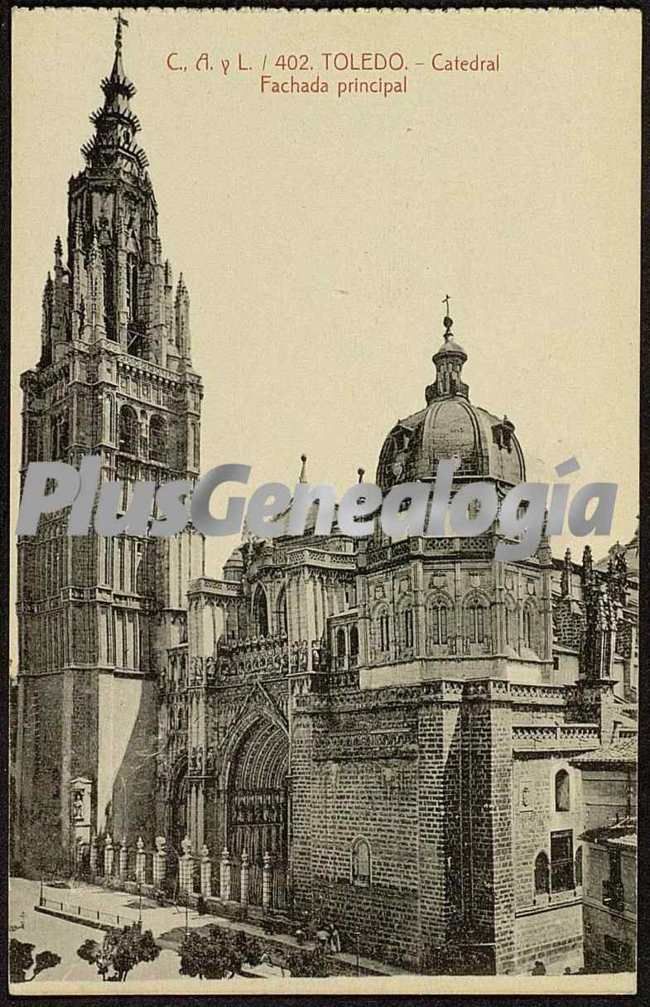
{"left": 9, "top": 5, "right": 640, "bottom": 995}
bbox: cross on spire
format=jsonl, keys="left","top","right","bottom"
{"left": 442, "top": 294, "right": 453, "bottom": 339}
{"left": 114, "top": 12, "right": 129, "bottom": 53}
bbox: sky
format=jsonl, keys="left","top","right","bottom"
{"left": 11, "top": 8, "right": 640, "bottom": 662}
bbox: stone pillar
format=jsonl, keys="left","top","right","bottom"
{"left": 262, "top": 851, "right": 272, "bottom": 910}
{"left": 104, "top": 834, "right": 114, "bottom": 878}
{"left": 179, "top": 835, "right": 194, "bottom": 894}
{"left": 240, "top": 850, "right": 250, "bottom": 908}
{"left": 119, "top": 838, "right": 128, "bottom": 880}
{"left": 89, "top": 836, "right": 98, "bottom": 875}
{"left": 200, "top": 844, "right": 212, "bottom": 897}
{"left": 135, "top": 836, "right": 146, "bottom": 883}
{"left": 153, "top": 836, "right": 167, "bottom": 888}
{"left": 219, "top": 847, "right": 231, "bottom": 902}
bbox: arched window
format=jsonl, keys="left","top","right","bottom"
{"left": 51, "top": 414, "right": 69, "bottom": 460}
{"left": 350, "top": 625, "right": 359, "bottom": 664}
{"left": 103, "top": 248, "right": 116, "bottom": 339}
{"left": 149, "top": 414, "right": 166, "bottom": 462}
{"left": 523, "top": 605, "right": 535, "bottom": 650}
{"left": 376, "top": 608, "right": 390, "bottom": 653}
{"left": 505, "top": 600, "right": 517, "bottom": 649}
{"left": 555, "top": 769, "right": 570, "bottom": 812}
{"left": 253, "top": 587, "right": 269, "bottom": 637}
{"left": 190, "top": 421, "right": 200, "bottom": 470}
{"left": 575, "top": 846, "right": 583, "bottom": 887}
{"left": 466, "top": 597, "right": 489, "bottom": 645}
{"left": 402, "top": 608, "right": 414, "bottom": 649}
{"left": 336, "top": 628, "right": 347, "bottom": 657}
{"left": 118, "top": 404, "right": 138, "bottom": 454}
{"left": 126, "top": 252, "right": 138, "bottom": 322}
{"left": 352, "top": 838, "right": 371, "bottom": 887}
{"left": 534, "top": 851, "right": 549, "bottom": 896}
{"left": 276, "top": 587, "right": 288, "bottom": 636}
{"left": 430, "top": 601, "right": 450, "bottom": 646}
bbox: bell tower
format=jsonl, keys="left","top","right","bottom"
{"left": 15, "top": 16, "right": 204, "bottom": 874}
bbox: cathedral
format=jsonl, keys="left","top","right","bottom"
{"left": 14, "top": 22, "right": 638, "bottom": 974}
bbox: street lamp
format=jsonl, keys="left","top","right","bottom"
{"left": 137, "top": 880, "right": 142, "bottom": 926}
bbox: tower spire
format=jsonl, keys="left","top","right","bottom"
{"left": 111, "top": 12, "right": 129, "bottom": 82}
{"left": 81, "top": 15, "right": 148, "bottom": 173}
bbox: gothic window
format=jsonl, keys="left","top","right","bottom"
{"left": 376, "top": 608, "right": 390, "bottom": 652}
{"left": 550, "top": 830, "right": 575, "bottom": 892}
{"left": 253, "top": 586, "right": 269, "bottom": 637}
{"left": 523, "top": 605, "right": 535, "bottom": 650}
{"left": 193, "top": 423, "right": 200, "bottom": 469}
{"left": 126, "top": 252, "right": 138, "bottom": 322}
{"left": 276, "top": 587, "right": 288, "bottom": 636}
{"left": 103, "top": 248, "right": 116, "bottom": 339}
{"left": 555, "top": 769, "right": 570, "bottom": 812}
{"left": 465, "top": 597, "right": 489, "bottom": 644}
{"left": 117, "top": 538, "right": 125, "bottom": 591}
{"left": 118, "top": 404, "right": 138, "bottom": 454}
{"left": 350, "top": 625, "right": 359, "bottom": 664}
{"left": 149, "top": 414, "right": 166, "bottom": 462}
{"left": 534, "top": 851, "right": 549, "bottom": 896}
{"left": 505, "top": 599, "right": 517, "bottom": 649}
{"left": 103, "top": 538, "right": 113, "bottom": 584}
{"left": 336, "top": 628, "right": 347, "bottom": 658}
{"left": 403, "top": 608, "right": 414, "bottom": 649}
{"left": 352, "top": 837, "right": 371, "bottom": 887}
{"left": 51, "top": 414, "right": 69, "bottom": 460}
{"left": 430, "top": 601, "right": 450, "bottom": 645}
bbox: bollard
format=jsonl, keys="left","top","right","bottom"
{"left": 179, "top": 835, "right": 194, "bottom": 895}
{"left": 262, "top": 851, "right": 272, "bottom": 911}
{"left": 200, "top": 844, "right": 212, "bottom": 898}
{"left": 135, "top": 836, "right": 146, "bottom": 883}
{"left": 219, "top": 848, "right": 231, "bottom": 902}
{"left": 153, "top": 836, "right": 167, "bottom": 888}
{"left": 104, "top": 834, "right": 114, "bottom": 877}
{"left": 119, "top": 838, "right": 128, "bottom": 880}
{"left": 240, "top": 850, "right": 250, "bottom": 908}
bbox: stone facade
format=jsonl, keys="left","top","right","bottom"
{"left": 14, "top": 20, "right": 204, "bottom": 871}
{"left": 14, "top": 22, "right": 638, "bottom": 976}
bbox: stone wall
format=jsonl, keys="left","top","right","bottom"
{"left": 515, "top": 900, "right": 583, "bottom": 972}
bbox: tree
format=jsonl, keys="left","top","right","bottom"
{"left": 284, "top": 944, "right": 330, "bottom": 978}
{"left": 9, "top": 939, "right": 61, "bottom": 982}
{"left": 77, "top": 924, "right": 160, "bottom": 982}
{"left": 178, "top": 925, "right": 262, "bottom": 979}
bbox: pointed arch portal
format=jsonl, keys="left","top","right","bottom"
{"left": 225, "top": 716, "right": 289, "bottom": 908}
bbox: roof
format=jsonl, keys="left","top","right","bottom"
{"left": 377, "top": 397, "right": 526, "bottom": 490}
{"left": 571, "top": 737, "right": 637, "bottom": 767}
{"left": 580, "top": 816, "right": 637, "bottom": 847}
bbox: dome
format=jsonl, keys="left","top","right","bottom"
{"left": 376, "top": 312, "right": 526, "bottom": 490}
